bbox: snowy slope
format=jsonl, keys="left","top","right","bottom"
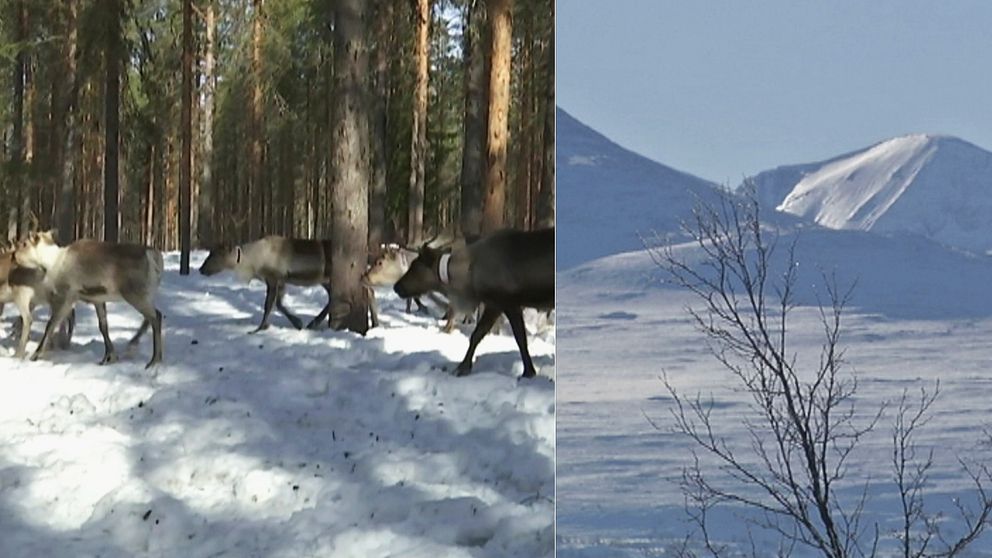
{"left": 0, "top": 252, "right": 554, "bottom": 558}
{"left": 749, "top": 134, "right": 992, "bottom": 254}
{"left": 558, "top": 234, "right": 992, "bottom": 556}
{"left": 557, "top": 108, "right": 728, "bottom": 269}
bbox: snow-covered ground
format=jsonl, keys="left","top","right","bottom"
{"left": 557, "top": 242, "right": 992, "bottom": 556}
{"left": 0, "top": 252, "right": 555, "bottom": 558}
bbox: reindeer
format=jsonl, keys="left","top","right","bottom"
{"left": 363, "top": 243, "right": 476, "bottom": 333}
{"left": 199, "top": 235, "right": 378, "bottom": 332}
{"left": 395, "top": 228, "right": 554, "bottom": 378}
{"left": 0, "top": 240, "right": 75, "bottom": 357}
{"left": 14, "top": 230, "right": 164, "bottom": 368}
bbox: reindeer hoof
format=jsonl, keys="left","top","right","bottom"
{"left": 454, "top": 363, "right": 472, "bottom": 377}
{"left": 100, "top": 353, "right": 119, "bottom": 365}
{"left": 520, "top": 369, "right": 537, "bottom": 379}
{"left": 289, "top": 319, "right": 304, "bottom": 330}
{"left": 144, "top": 358, "right": 161, "bottom": 370}
{"left": 305, "top": 319, "right": 324, "bottom": 330}
{"left": 29, "top": 352, "right": 42, "bottom": 362}
{"left": 249, "top": 324, "right": 269, "bottom": 334}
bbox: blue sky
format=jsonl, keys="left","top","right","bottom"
{"left": 558, "top": 1, "right": 992, "bottom": 184}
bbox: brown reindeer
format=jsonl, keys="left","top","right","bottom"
{"left": 199, "top": 235, "right": 378, "bottom": 332}
{"left": 14, "top": 231, "right": 164, "bottom": 368}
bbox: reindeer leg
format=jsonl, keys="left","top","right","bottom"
{"left": 13, "top": 290, "right": 32, "bottom": 358}
{"left": 441, "top": 305, "right": 456, "bottom": 333}
{"left": 56, "top": 307, "right": 76, "bottom": 350}
{"left": 94, "top": 302, "right": 119, "bottom": 365}
{"left": 306, "top": 284, "right": 333, "bottom": 329}
{"left": 274, "top": 282, "right": 303, "bottom": 329}
{"left": 252, "top": 280, "right": 278, "bottom": 333}
{"left": 128, "top": 318, "right": 150, "bottom": 347}
{"left": 455, "top": 305, "right": 501, "bottom": 377}
{"left": 405, "top": 298, "right": 413, "bottom": 314}
{"left": 31, "top": 295, "right": 73, "bottom": 362}
{"left": 414, "top": 297, "right": 427, "bottom": 313}
{"left": 123, "top": 291, "right": 163, "bottom": 368}
{"left": 367, "top": 286, "right": 379, "bottom": 329}
{"left": 504, "top": 306, "right": 538, "bottom": 379}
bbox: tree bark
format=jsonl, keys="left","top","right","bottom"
{"left": 481, "top": 0, "right": 511, "bottom": 234}
{"left": 8, "top": 0, "right": 27, "bottom": 240}
{"left": 250, "top": 0, "right": 265, "bottom": 239}
{"left": 198, "top": 0, "right": 216, "bottom": 247}
{"left": 368, "top": 0, "right": 392, "bottom": 253}
{"left": 329, "top": 0, "right": 371, "bottom": 334}
{"left": 57, "top": 0, "right": 79, "bottom": 244}
{"left": 103, "top": 0, "right": 121, "bottom": 242}
{"left": 459, "top": 0, "right": 487, "bottom": 237}
{"left": 179, "top": 0, "right": 193, "bottom": 272}
{"left": 514, "top": 6, "right": 533, "bottom": 230}
{"left": 407, "top": 0, "right": 430, "bottom": 245}
{"left": 536, "top": 20, "right": 555, "bottom": 229}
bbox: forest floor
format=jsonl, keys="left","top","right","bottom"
{"left": 0, "top": 252, "right": 555, "bottom": 558}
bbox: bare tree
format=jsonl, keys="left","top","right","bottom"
{"left": 648, "top": 187, "right": 992, "bottom": 557}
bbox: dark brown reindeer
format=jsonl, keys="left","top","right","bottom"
{"left": 14, "top": 230, "right": 164, "bottom": 368}
{"left": 199, "top": 235, "right": 378, "bottom": 332}
{"left": 394, "top": 228, "right": 554, "bottom": 378}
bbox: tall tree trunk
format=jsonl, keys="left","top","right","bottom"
{"left": 103, "top": 0, "right": 121, "bottom": 242}
{"left": 368, "top": 0, "right": 392, "bottom": 253}
{"left": 459, "top": 0, "right": 487, "bottom": 237}
{"left": 250, "top": 0, "right": 265, "bottom": 240}
{"left": 179, "top": 0, "right": 193, "bottom": 273}
{"left": 481, "top": 0, "right": 511, "bottom": 233}
{"left": 56, "top": 0, "right": 78, "bottom": 244}
{"left": 329, "top": 0, "right": 370, "bottom": 334}
{"left": 407, "top": 0, "right": 430, "bottom": 245}
{"left": 514, "top": 6, "right": 533, "bottom": 230}
{"left": 536, "top": 21, "right": 554, "bottom": 229}
{"left": 22, "top": 31, "right": 34, "bottom": 234}
{"left": 145, "top": 141, "right": 156, "bottom": 245}
{"left": 8, "top": 0, "right": 26, "bottom": 240}
{"left": 197, "top": 0, "right": 215, "bottom": 247}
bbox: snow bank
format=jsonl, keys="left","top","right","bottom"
{"left": 0, "top": 252, "right": 554, "bottom": 558}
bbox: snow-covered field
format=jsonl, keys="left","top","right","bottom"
{"left": 557, "top": 239, "right": 992, "bottom": 557}
{"left": 556, "top": 108, "right": 992, "bottom": 556}
{"left": 0, "top": 252, "right": 555, "bottom": 558}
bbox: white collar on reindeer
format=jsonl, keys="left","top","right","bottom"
{"left": 438, "top": 253, "right": 452, "bottom": 285}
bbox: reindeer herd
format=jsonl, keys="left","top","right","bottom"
{"left": 1, "top": 226, "right": 555, "bottom": 379}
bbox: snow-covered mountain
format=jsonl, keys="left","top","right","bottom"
{"left": 748, "top": 134, "right": 992, "bottom": 254}
{"left": 556, "top": 108, "right": 727, "bottom": 269}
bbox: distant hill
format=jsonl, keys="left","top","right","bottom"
{"left": 556, "top": 108, "right": 726, "bottom": 269}
{"left": 747, "top": 134, "right": 992, "bottom": 254}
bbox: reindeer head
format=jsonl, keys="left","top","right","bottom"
{"left": 14, "top": 229, "right": 60, "bottom": 270}
{"left": 393, "top": 244, "right": 444, "bottom": 299}
{"left": 199, "top": 245, "right": 241, "bottom": 276}
{"left": 363, "top": 246, "right": 409, "bottom": 287}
